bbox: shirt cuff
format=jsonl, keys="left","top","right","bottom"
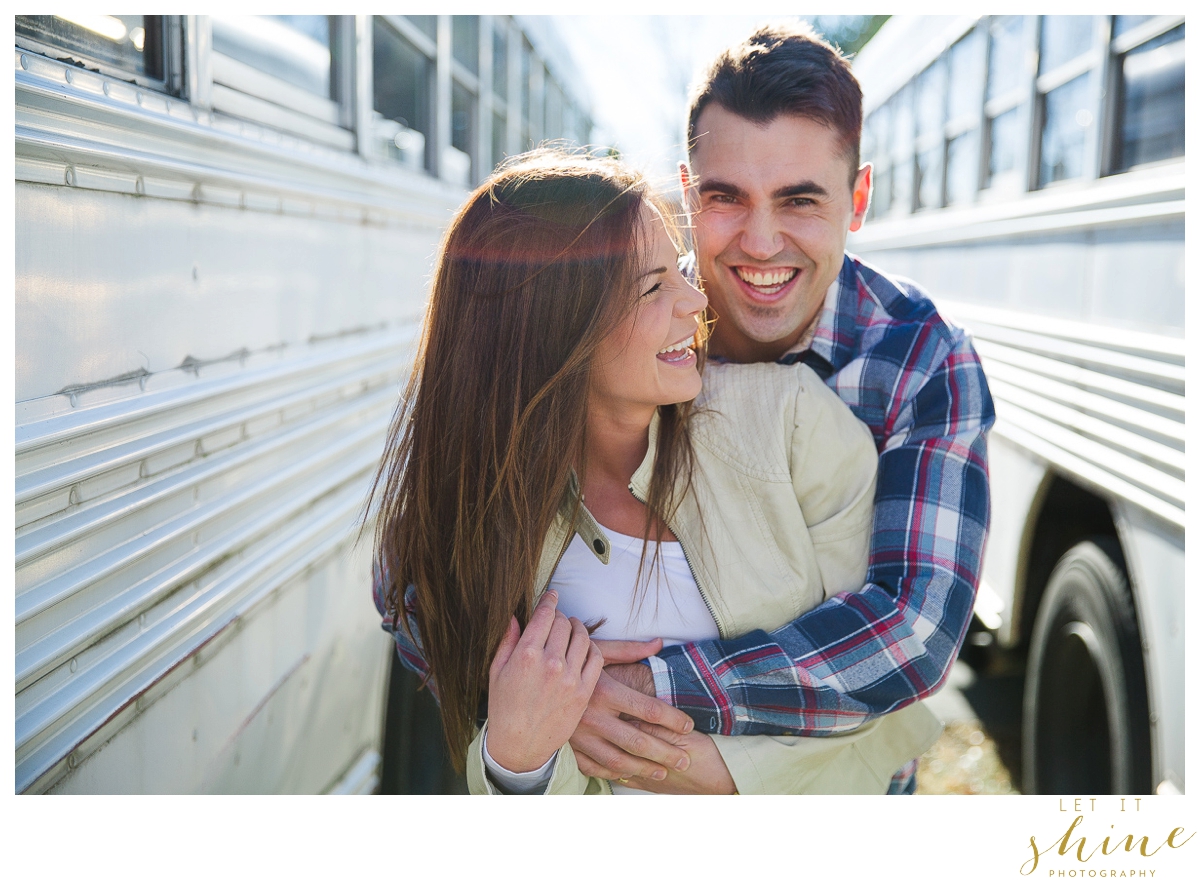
{"left": 481, "top": 729, "right": 557, "bottom": 795}
{"left": 651, "top": 643, "right": 725, "bottom": 734}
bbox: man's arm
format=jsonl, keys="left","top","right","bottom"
{"left": 648, "top": 337, "right": 994, "bottom": 736}
{"left": 372, "top": 573, "right": 437, "bottom": 696}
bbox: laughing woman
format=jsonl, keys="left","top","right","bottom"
{"left": 371, "top": 149, "right": 940, "bottom": 794}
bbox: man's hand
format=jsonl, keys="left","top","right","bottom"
{"left": 618, "top": 722, "right": 737, "bottom": 795}
{"left": 568, "top": 639, "right": 695, "bottom": 782}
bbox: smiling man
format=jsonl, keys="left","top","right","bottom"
{"left": 566, "top": 22, "right": 995, "bottom": 795}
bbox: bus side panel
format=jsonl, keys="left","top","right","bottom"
{"left": 1114, "top": 503, "right": 1185, "bottom": 794}
{"left": 43, "top": 541, "right": 391, "bottom": 794}
{"left": 979, "top": 435, "right": 1049, "bottom": 648}
{"left": 15, "top": 183, "right": 444, "bottom": 403}
{"left": 856, "top": 221, "right": 1183, "bottom": 339}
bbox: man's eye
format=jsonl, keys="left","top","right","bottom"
{"left": 787, "top": 197, "right": 816, "bottom": 207}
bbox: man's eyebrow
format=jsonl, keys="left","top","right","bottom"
{"left": 696, "top": 179, "right": 748, "bottom": 199}
{"left": 773, "top": 181, "right": 829, "bottom": 200}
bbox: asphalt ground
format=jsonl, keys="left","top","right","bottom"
{"left": 916, "top": 658, "right": 1025, "bottom": 795}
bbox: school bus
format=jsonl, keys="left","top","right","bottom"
{"left": 14, "top": 14, "right": 592, "bottom": 794}
{"left": 851, "top": 14, "right": 1184, "bottom": 795}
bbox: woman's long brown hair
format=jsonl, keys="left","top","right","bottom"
{"left": 369, "top": 149, "right": 703, "bottom": 771}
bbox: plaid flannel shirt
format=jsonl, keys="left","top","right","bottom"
{"left": 647, "top": 252, "right": 994, "bottom": 738}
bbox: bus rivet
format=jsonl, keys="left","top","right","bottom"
{"left": 70, "top": 658, "right": 78, "bottom": 673}
{"left": 139, "top": 613, "right": 147, "bottom": 627}
{"left": 67, "top": 752, "right": 77, "bottom": 769}
{"left": 20, "top": 54, "right": 29, "bottom": 69}
{"left": 64, "top": 69, "right": 72, "bottom": 84}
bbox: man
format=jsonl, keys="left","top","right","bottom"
{"left": 563, "top": 21, "right": 994, "bottom": 795}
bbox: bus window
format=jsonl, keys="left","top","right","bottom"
{"left": 448, "top": 16, "right": 480, "bottom": 186}
{"left": 406, "top": 16, "right": 437, "bottom": 42}
{"left": 1112, "top": 24, "right": 1185, "bottom": 172}
{"left": 209, "top": 16, "right": 352, "bottom": 150}
{"left": 863, "top": 101, "right": 891, "bottom": 218}
{"left": 984, "top": 16, "right": 1031, "bottom": 191}
{"left": 889, "top": 87, "right": 915, "bottom": 214}
{"left": 545, "top": 78, "right": 565, "bottom": 141}
{"left": 1112, "top": 16, "right": 1156, "bottom": 37}
{"left": 520, "top": 38, "right": 534, "bottom": 149}
{"left": 946, "top": 129, "right": 980, "bottom": 206}
{"left": 948, "top": 27, "right": 985, "bottom": 125}
{"left": 492, "top": 110, "right": 508, "bottom": 168}
{"left": 1033, "top": 17, "right": 1101, "bottom": 188}
{"left": 450, "top": 81, "right": 476, "bottom": 186}
{"left": 212, "top": 16, "right": 332, "bottom": 98}
{"left": 1038, "top": 71, "right": 1093, "bottom": 186}
{"left": 491, "top": 21, "right": 511, "bottom": 169}
{"left": 493, "top": 22, "right": 509, "bottom": 103}
{"left": 987, "top": 107, "right": 1022, "bottom": 182}
{"left": 944, "top": 28, "right": 985, "bottom": 206}
{"left": 373, "top": 16, "right": 435, "bottom": 174}
{"left": 452, "top": 16, "right": 480, "bottom": 75}
{"left": 914, "top": 60, "right": 946, "bottom": 210}
{"left": 16, "top": 15, "right": 168, "bottom": 89}
{"left": 1039, "top": 15, "right": 1095, "bottom": 73}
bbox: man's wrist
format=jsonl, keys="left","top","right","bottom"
{"left": 606, "top": 660, "right": 655, "bottom": 697}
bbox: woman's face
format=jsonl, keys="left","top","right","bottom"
{"left": 590, "top": 205, "right": 707, "bottom": 416}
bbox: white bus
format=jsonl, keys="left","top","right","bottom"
{"left": 851, "top": 15, "right": 1184, "bottom": 795}
{"left": 14, "top": 14, "right": 592, "bottom": 794}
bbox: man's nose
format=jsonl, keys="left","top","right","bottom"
{"left": 740, "top": 208, "right": 783, "bottom": 261}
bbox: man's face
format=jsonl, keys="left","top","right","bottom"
{"left": 685, "top": 104, "right": 871, "bottom": 363}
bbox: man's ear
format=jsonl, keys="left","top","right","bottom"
{"left": 849, "top": 163, "right": 872, "bottom": 233}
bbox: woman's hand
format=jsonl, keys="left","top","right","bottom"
{"left": 485, "top": 590, "right": 604, "bottom": 773}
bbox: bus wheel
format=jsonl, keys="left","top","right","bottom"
{"left": 1022, "top": 538, "right": 1151, "bottom": 794}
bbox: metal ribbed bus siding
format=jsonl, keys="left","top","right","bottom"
{"left": 939, "top": 302, "right": 1184, "bottom": 528}
{"left": 15, "top": 326, "right": 417, "bottom": 793}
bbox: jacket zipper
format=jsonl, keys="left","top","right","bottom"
{"left": 627, "top": 483, "right": 725, "bottom": 640}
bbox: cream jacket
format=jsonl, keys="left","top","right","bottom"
{"left": 467, "top": 361, "right": 942, "bottom": 795}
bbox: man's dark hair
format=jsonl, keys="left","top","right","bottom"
{"left": 686, "top": 22, "right": 864, "bottom": 186}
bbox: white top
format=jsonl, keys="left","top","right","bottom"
{"left": 553, "top": 522, "right": 719, "bottom": 647}
{"left": 483, "top": 518, "right": 717, "bottom": 794}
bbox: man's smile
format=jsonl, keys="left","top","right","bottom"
{"left": 731, "top": 265, "right": 801, "bottom": 301}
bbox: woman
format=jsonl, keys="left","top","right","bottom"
{"left": 371, "top": 149, "right": 940, "bottom": 794}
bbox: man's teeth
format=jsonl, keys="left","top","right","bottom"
{"left": 736, "top": 267, "right": 798, "bottom": 287}
{"left": 658, "top": 335, "right": 695, "bottom": 355}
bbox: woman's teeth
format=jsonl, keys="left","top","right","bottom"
{"left": 658, "top": 335, "right": 695, "bottom": 355}
{"left": 735, "top": 267, "right": 798, "bottom": 293}
{"left": 657, "top": 335, "right": 697, "bottom": 363}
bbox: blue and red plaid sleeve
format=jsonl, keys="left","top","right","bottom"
{"left": 648, "top": 259, "right": 994, "bottom": 736}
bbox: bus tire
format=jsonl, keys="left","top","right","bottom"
{"left": 1022, "top": 538, "right": 1152, "bottom": 794}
